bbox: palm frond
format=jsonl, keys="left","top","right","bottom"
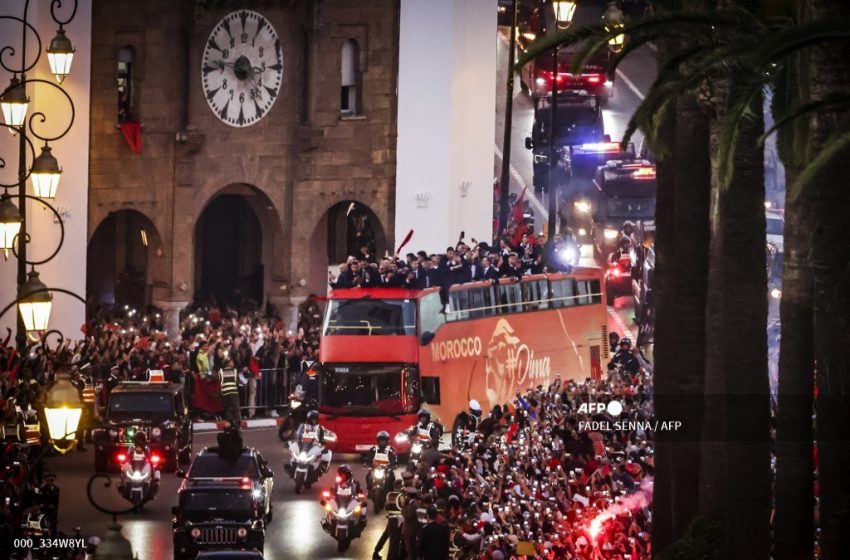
{"left": 789, "top": 123, "right": 850, "bottom": 201}
{"left": 762, "top": 92, "right": 850, "bottom": 143}
{"left": 750, "top": 19, "right": 850, "bottom": 68}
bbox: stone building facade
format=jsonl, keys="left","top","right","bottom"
{"left": 87, "top": 0, "right": 399, "bottom": 330}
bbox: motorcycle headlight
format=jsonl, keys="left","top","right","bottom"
{"left": 190, "top": 528, "right": 201, "bottom": 539}
{"left": 253, "top": 489, "right": 262, "bottom": 499}
{"left": 323, "top": 429, "right": 338, "bottom": 443}
{"left": 394, "top": 432, "right": 409, "bottom": 444}
{"left": 604, "top": 228, "right": 619, "bottom": 240}
{"left": 336, "top": 509, "right": 349, "bottom": 519}
{"left": 374, "top": 469, "right": 384, "bottom": 480}
{"left": 298, "top": 452, "right": 310, "bottom": 462}
{"left": 237, "top": 528, "right": 248, "bottom": 538}
{"left": 411, "top": 442, "right": 422, "bottom": 454}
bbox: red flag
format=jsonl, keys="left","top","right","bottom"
{"left": 120, "top": 121, "right": 142, "bottom": 154}
{"left": 511, "top": 187, "right": 527, "bottom": 225}
{"left": 395, "top": 228, "right": 414, "bottom": 255}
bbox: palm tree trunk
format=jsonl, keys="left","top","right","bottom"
{"left": 700, "top": 92, "right": 772, "bottom": 559}
{"left": 805, "top": 3, "right": 850, "bottom": 558}
{"left": 773, "top": 163, "right": 816, "bottom": 560}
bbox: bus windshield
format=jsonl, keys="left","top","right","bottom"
{"left": 320, "top": 364, "right": 420, "bottom": 416}
{"left": 322, "top": 298, "right": 417, "bottom": 336}
{"left": 605, "top": 197, "right": 656, "bottom": 219}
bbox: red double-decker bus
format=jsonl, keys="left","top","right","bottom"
{"left": 317, "top": 268, "right": 609, "bottom": 452}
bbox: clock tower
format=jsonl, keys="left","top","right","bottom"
{"left": 87, "top": 0, "right": 399, "bottom": 329}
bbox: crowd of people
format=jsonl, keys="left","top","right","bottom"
{"left": 363, "top": 337, "right": 655, "bottom": 560}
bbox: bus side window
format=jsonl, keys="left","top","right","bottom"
{"left": 577, "top": 280, "right": 598, "bottom": 305}
{"left": 589, "top": 279, "right": 603, "bottom": 304}
{"left": 421, "top": 376, "right": 441, "bottom": 405}
{"left": 420, "top": 292, "right": 447, "bottom": 335}
{"left": 551, "top": 279, "right": 576, "bottom": 308}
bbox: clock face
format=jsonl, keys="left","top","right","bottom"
{"left": 201, "top": 10, "right": 283, "bottom": 127}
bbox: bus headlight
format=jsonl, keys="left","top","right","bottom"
{"left": 604, "top": 228, "right": 619, "bottom": 240}
{"left": 574, "top": 200, "right": 591, "bottom": 213}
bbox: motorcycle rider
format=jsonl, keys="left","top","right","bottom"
{"left": 364, "top": 431, "right": 398, "bottom": 489}
{"left": 291, "top": 409, "right": 331, "bottom": 475}
{"left": 119, "top": 432, "right": 161, "bottom": 498}
{"left": 452, "top": 400, "right": 483, "bottom": 449}
{"left": 323, "top": 465, "right": 367, "bottom": 535}
{"left": 408, "top": 409, "right": 442, "bottom": 449}
{"left": 610, "top": 337, "right": 641, "bottom": 377}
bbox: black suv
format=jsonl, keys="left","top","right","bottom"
{"left": 92, "top": 382, "right": 193, "bottom": 472}
{"left": 178, "top": 447, "right": 274, "bottom": 523}
{"left": 525, "top": 97, "right": 605, "bottom": 194}
{"left": 172, "top": 481, "right": 265, "bottom": 560}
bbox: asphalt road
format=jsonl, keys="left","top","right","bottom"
{"left": 46, "top": 429, "right": 388, "bottom": 560}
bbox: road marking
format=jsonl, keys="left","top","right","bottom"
{"left": 494, "top": 144, "right": 549, "bottom": 220}
{"left": 615, "top": 69, "right": 646, "bottom": 101}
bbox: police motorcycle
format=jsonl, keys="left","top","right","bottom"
{"left": 277, "top": 385, "right": 317, "bottom": 442}
{"left": 321, "top": 465, "right": 367, "bottom": 553}
{"left": 116, "top": 433, "right": 162, "bottom": 509}
{"left": 364, "top": 431, "right": 396, "bottom": 513}
{"left": 394, "top": 409, "right": 442, "bottom": 469}
{"left": 286, "top": 410, "right": 334, "bottom": 494}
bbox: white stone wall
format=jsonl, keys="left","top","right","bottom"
{"left": 395, "top": 0, "right": 497, "bottom": 254}
{"left": 0, "top": 0, "right": 91, "bottom": 340}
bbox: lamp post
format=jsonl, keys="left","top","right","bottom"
{"left": 602, "top": 1, "right": 626, "bottom": 53}
{"left": 0, "top": 1, "right": 79, "bottom": 352}
{"left": 546, "top": 0, "right": 576, "bottom": 238}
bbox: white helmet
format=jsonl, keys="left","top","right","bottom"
{"left": 469, "top": 399, "right": 481, "bottom": 412}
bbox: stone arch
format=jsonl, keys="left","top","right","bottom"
{"left": 87, "top": 209, "right": 166, "bottom": 310}
{"left": 305, "top": 199, "right": 388, "bottom": 295}
{"left": 193, "top": 183, "right": 283, "bottom": 308}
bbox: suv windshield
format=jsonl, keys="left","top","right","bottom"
{"left": 320, "top": 364, "right": 419, "bottom": 416}
{"left": 322, "top": 298, "right": 417, "bottom": 336}
{"left": 183, "top": 489, "right": 253, "bottom": 518}
{"left": 108, "top": 392, "right": 174, "bottom": 420}
{"left": 188, "top": 453, "right": 260, "bottom": 479}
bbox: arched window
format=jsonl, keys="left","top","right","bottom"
{"left": 340, "top": 39, "right": 361, "bottom": 115}
{"left": 117, "top": 46, "right": 135, "bottom": 122}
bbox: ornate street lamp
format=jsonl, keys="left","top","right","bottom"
{"left": 30, "top": 145, "right": 62, "bottom": 199}
{"left": 552, "top": 0, "right": 577, "bottom": 29}
{"left": 0, "top": 194, "right": 22, "bottom": 253}
{"left": 43, "top": 370, "right": 83, "bottom": 453}
{"left": 46, "top": 27, "right": 75, "bottom": 83}
{"left": 1, "top": 76, "right": 29, "bottom": 129}
{"left": 602, "top": 1, "right": 626, "bottom": 53}
{"left": 18, "top": 270, "right": 52, "bottom": 333}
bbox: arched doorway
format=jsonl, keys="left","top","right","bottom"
{"left": 306, "top": 200, "right": 387, "bottom": 294}
{"left": 326, "top": 200, "right": 386, "bottom": 263}
{"left": 87, "top": 210, "right": 162, "bottom": 310}
{"left": 194, "top": 188, "right": 268, "bottom": 307}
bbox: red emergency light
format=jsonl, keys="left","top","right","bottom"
{"left": 632, "top": 166, "right": 656, "bottom": 179}
{"left": 578, "top": 142, "right": 621, "bottom": 153}
{"left": 116, "top": 452, "right": 127, "bottom": 464}
{"left": 150, "top": 452, "right": 162, "bottom": 466}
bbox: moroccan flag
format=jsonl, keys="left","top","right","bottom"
{"left": 511, "top": 186, "right": 527, "bottom": 225}
{"left": 120, "top": 121, "right": 142, "bottom": 154}
{"left": 396, "top": 228, "right": 414, "bottom": 255}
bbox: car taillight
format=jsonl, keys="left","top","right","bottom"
{"left": 322, "top": 490, "right": 331, "bottom": 499}
{"left": 116, "top": 452, "right": 127, "bottom": 463}
{"left": 586, "top": 74, "right": 602, "bottom": 84}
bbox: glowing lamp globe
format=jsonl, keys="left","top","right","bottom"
{"left": 602, "top": 1, "right": 626, "bottom": 52}
{"left": 31, "top": 145, "right": 63, "bottom": 199}
{"left": 1, "top": 76, "right": 29, "bottom": 130}
{"left": 47, "top": 28, "right": 75, "bottom": 83}
{"left": 0, "top": 194, "right": 22, "bottom": 251}
{"left": 18, "top": 271, "right": 52, "bottom": 333}
{"left": 44, "top": 373, "right": 83, "bottom": 452}
{"left": 552, "top": 1, "right": 577, "bottom": 28}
